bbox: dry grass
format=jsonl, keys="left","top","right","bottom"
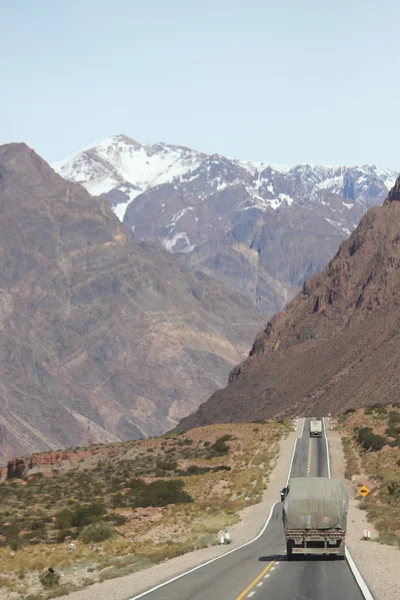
{"left": 0, "top": 421, "right": 290, "bottom": 597}
{"left": 338, "top": 404, "right": 400, "bottom": 547}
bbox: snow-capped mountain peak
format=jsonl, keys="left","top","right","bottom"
{"left": 52, "top": 135, "right": 398, "bottom": 316}
{"left": 53, "top": 135, "right": 204, "bottom": 204}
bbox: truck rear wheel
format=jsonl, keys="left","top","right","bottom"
{"left": 286, "top": 541, "right": 294, "bottom": 561}
{"left": 337, "top": 543, "right": 345, "bottom": 560}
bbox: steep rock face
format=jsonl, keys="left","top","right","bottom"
{"left": 175, "top": 176, "right": 400, "bottom": 431}
{"left": 0, "top": 143, "right": 264, "bottom": 463}
{"left": 53, "top": 136, "right": 397, "bottom": 315}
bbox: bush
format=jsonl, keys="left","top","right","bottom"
{"left": 371, "top": 404, "right": 388, "bottom": 415}
{"left": 386, "top": 480, "right": 400, "bottom": 499}
{"left": 55, "top": 529, "right": 75, "bottom": 543}
{"left": 55, "top": 502, "right": 105, "bottom": 531}
{"left": 212, "top": 465, "right": 231, "bottom": 472}
{"left": 39, "top": 569, "right": 60, "bottom": 589}
{"left": 104, "top": 512, "right": 127, "bottom": 526}
{"left": 71, "top": 502, "right": 105, "bottom": 528}
{"left": 8, "top": 537, "right": 24, "bottom": 551}
{"left": 210, "top": 435, "right": 233, "bottom": 456}
{"left": 385, "top": 426, "right": 400, "bottom": 438}
{"left": 79, "top": 521, "right": 116, "bottom": 544}
{"left": 185, "top": 465, "right": 211, "bottom": 475}
{"left": 357, "top": 427, "right": 387, "bottom": 451}
{"left": 388, "top": 411, "right": 400, "bottom": 425}
{"left": 129, "top": 479, "right": 193, "bottom": 508}
{"left": 156, "top": 460, "right": 178, "bottom": 471}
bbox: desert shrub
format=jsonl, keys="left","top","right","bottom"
{"left": 39, "top": 569, "right": 60, "bottom": 589}
{"left": 212, "top": 465, "right": 231, "bottom": 472}
{"left": 156, "top": 460, "right": 178, "bottom": 471}
{"left": 54, "top": 509, "right": 73, "bottom": 530}
{"left": 357, "top": 427, "right": 387, "bottom": 451}
{"left": 104, "top": 512, "right": 127, "bottom": 526}
{"left": 388, "top": 411, "right": 400, "bottom": 425}
{"left": 386, "top": 480, "right": 400, "bottom": 499}
{"left": 55, "top": 502, "right": 105, "bottom": 530}
{"left": 203, "top": 441, "right": 211, "bottom": 447}
{"left": 129, "top": 479, "right": 192, "bottom": 508}
{"left": 55, "top": 529, "right": 75, "bottom": 543}
{"left": 8, "top": 536, "right": 24, "bottom": 551}
{"left": 210, "top": 435, "right": 232, "bottom": 456}
{"left": 71, "top": 502, "right": 105, "bottom": 528}
{"left": 185, "top": 465, "right": 211, "bottom": 475}
{"left": 371, "top": 404, "right": 388, "bottom": 414}
{"left": 385, "top": 426, "right": 400, "bottom": 438}
{"left": 79, "top": 521, "right": 116, "bottom": 544}
{"left": 390, "top": 437, "right": 400, "bottom": 448}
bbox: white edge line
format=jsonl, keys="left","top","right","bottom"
{"left": 323, "top": 417, "right": 374, "bottom": 599}
{"left": 345, "top": 547, "right": 375, "bottom": 600}
{"left": 285, "top": 439, "right": 298, "bottom": 487}
{"left": 300, "top": 416, "right": 305, "bottom": 437}
{"left": 322, "top": 417, "right": 331, "bottom": 478}
{"left": 127, "top": 501, "right": 279, "bottom": 599}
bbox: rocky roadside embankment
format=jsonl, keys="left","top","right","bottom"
{"left": 327, "top": 427, "right": 399, "bottom": 600}
{"left": 55, "top": 425, "right": 299, "bottom": 600}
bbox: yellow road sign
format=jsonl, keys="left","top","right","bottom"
{"left": 358, "top": 485, "right": 370, "bottom": 497}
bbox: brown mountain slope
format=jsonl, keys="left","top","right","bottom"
{"left": 175, "top": 175, "right": 400, "bottom": 431}
{"left": 0, "top": 143, "right": 264, "bottom": 463}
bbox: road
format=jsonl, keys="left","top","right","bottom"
{"left": 130, "top": 418, "right": 368, "bottom": 600}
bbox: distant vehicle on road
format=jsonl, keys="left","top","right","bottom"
{"left": 310, "top": 419, "right": 322, "bottom": 437}
{"left": 282, "top": 477, "right": 348, "bottom": 560}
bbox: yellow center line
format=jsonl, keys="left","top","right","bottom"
{"left": 307, "top": 439, "right": 312, "bottom": 476}
{"left": 235, "top": 561, "right": 275, "bottom": 600}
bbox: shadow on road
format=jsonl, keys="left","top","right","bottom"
{"left": 259, "top": 554, "right": 339, "bottom": 562}
{"left": 258, "top": 554, "right": 286, "bottom": 562}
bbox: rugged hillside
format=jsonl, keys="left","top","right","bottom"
{"left": 0, "top": 143, "right": 264, "bottom": 463}
{"left": 54, "top": 135, "right": 397, "bottom": 314}
{"left": 0, "top": 422, "right": 285, "bottom": 595}
{"left": 175, "top": 176, "right": 400, "bottom": 431}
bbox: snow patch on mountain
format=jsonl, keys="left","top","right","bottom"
{"left": 53, "top": 135, "right": 398, "bottom": 231}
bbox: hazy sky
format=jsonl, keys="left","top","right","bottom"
{"left": 1, "top": 0, "right": 399, "bottom": 168}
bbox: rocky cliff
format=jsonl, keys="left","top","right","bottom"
{"left": 0, "top": 143, "right": 264, "bottom": 463}
{"left": 175, "top": 175, "right": 400, "bottom": 431}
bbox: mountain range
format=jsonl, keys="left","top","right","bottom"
{"left": 54, "top": 135, "right": 397, "bottom": 314}
{"left": 176, "top": 175, "right": 400, "bottom": 431}
{"left": 0, "top": 143, "right": 263, "bottom": 463}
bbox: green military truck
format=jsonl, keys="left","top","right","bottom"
{"left": 282, "top": 477, "right": 348, "bottom": 560}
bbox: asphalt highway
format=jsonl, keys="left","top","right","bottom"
{"left": 129, "top": 418, "right": 368, "bottom": 600}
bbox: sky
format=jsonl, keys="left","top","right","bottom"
{"left": 1, "top": 0, "right": 399, "bottom": 169}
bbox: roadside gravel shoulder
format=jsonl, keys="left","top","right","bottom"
{"left": 327, "top": 426, "right": 400, "bottom": 600}
{"left": 57, "top": 425, "right": 299, "bottom": 600}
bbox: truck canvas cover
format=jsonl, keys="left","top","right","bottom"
{"left": 283, "top": 478, "right": 348, "bottom": 530}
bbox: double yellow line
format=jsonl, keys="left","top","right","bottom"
{"left": 235, "top": 561, "right": 275, "bottom": 600}
{"left": 307, "top": 438, "right": 312, "bottom": 476}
